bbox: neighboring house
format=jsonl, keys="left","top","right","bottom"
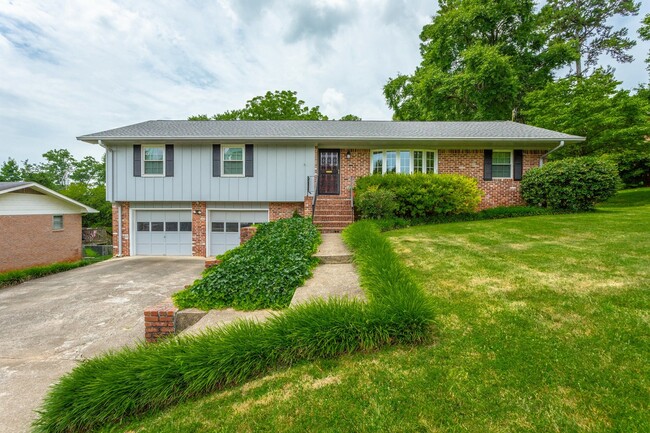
{"left": 77, "top": 120, "right": 584, "bottom": 258}
{"left": 0, "top": 182, "right": 98, "bottom": 273}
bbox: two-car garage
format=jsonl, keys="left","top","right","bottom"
{"left": 133, "top": 206, "right": 268, "bottom": 257}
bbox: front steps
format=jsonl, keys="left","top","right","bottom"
{"left": 312, "top": 196, "right": 355, "bottom": 233}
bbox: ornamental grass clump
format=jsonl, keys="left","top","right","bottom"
{"left": 173, "top": 216, "right": 320, "bottom": 310}
{"left": 33, "top": 221, "right": 435, "bottom": 433}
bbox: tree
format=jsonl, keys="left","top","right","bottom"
{"left": 60, "top": 183, "right": 111, "bottom": 228}
{"left": 40, "top": 149, "right": 76, "bottom": 189}
{"left": 541, "top": 0, "right": 640, "bottom": 77}
{"left": 524, "top": 69, "right": 650, "bottom": 156}
{"left": 71, "top": 155, "right": 105, "bottom": 186}
{"left": 339, "top": 114, "right": 362, "bottom": 121}
{"left": 0, "top": 158, "right": 22, "bottom": 182}
{"left": 190, "top": 90, "right": 329, "bottom": 120}
{"left": 384, "top": 0, "right": 572, "bottom": 121}
{"left": 640, "top": 13, "right": 650, "bottom": 74}
{"left": 20, "top": 160, "right": 57, "bottom": 189}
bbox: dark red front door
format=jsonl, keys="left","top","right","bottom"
{"left": 318, "top": 150, "right": 340, "bottom": 195}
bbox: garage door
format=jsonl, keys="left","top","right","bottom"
{"left": 209, "top": 210, "right": 268, "bottom": 256}
{"left": 135, "top": 210, "right": 192, "bottom": 256}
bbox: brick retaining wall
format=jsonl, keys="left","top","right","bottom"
{"left": 144, "top": 299, "right": 178, "bottom": 343}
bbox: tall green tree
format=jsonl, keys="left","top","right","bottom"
{"left": 640, "top": 13, "right": 650, "bottom": 74}
{"left": 524, "top": 69, "right": 650, "bottom": 156}
{"left": 0, "top": 158, "right": 22, "bottom": 182}
{"left": 384, "top": 0, "right": 572, "bottom": 121}
{"left": 541, "top": 0, "right": 640, "bottom": 77}
{"left": 71, "top": 155, "right": 105, "bottom": 186}
{"left": 60, "top": 183, "right": 111, "bottom": 228}
{"left": 40, "top": 149, "right": 75, "bottom": 189}
{"left": 190, "top": 90, "right": 329, "bottom": 120}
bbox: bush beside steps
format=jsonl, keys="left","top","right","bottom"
{"left": 33, "top": 221, "right": 435, "bottom": 433}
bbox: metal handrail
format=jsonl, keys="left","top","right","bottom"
{"left": 310, "top": 175, "right": 318, "bottom": 217}
{"left": 350, "top": 176, "right": 355, "bottom": 209}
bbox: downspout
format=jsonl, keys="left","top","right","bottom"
{"left": 539, "top": 141, "right": 565, "bottom": 167}
{"left": 99, "top": 139, "right": 122, "bottom": 257}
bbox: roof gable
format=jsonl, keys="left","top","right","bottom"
{"left": 0, "top": 182, "right": 98, "bottom": 214}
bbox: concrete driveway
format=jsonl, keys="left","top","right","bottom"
{"left": 0, "top": 257, "right": 204, "bottom": 433}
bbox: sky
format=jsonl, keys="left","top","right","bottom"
{"left": 0, "top": 0, "right": 648, "bottom": 164}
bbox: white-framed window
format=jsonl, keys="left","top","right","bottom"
{"left": 143, "top": 145, "right": 164, "bottom": 176}
{"left": 370, "top": 150, "right": 437, "bottom": 175}
{"left": 492, "top": 150, "right": 513, "bottom": 178}
{"left": 222, "top": 145, "right": 245, "bottom": 177}
{"left": 52, "top": 215, "right": 63, "bottom": 230}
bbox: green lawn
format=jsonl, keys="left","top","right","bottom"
{"left": 107, "top": 188, "right": 650, "bottom": 433}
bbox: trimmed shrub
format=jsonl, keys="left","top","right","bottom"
{"left": 602, "top": 150, "right": 650, "bottom": 188}
{"left": 355, "top": 187, "right": 398, "bottom": 219}
{"left": 354, "top": 173, "right": 482, "bottom": 219}
{"left": 521, "top": 157, "right": 620, "bottom": 211}
{"left": 174, "top": 217, "right": 320, "bottom": 311}
{"left": 33, "top": 221, "right": 434, "bottom": 433}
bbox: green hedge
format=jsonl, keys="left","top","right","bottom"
{"left": 33, "top": 221, "right": 435, "bottom": 433}
{"left": 174, "top": 217, "right": 320, "bottom": 311}
{"left": 354, "top": 173, "right": 482, "bottom": 219}
{"left": 521, "top": 157, "right": 620, "bottom": 211}
{"left": 0, "top": 257, "right": 110, "bottom": 289}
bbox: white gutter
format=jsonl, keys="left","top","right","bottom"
{"left": 539, "top": 141, "right": 565, "bottom": 167}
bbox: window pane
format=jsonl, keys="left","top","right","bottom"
{"left": 492, "top": 165, "right": 511, "bottom": 178}
{"left": 426, "top": 152, "right": 436, "bottom": 173}
{"left": 224, "top": 161, "right": 243, "bottom": 175}
{"left": 224, "top": 147, "right": 243, "bottom": 161}
{"left": 137, "top": 222, "right": 149, "bottom": 231}
{"left": 165, "top": 222, "right": 178, "bottom": 232}
{"left": 385, "top": 151, "right": 397, "bottom": 173}
{"left": 413, "top": 151, "right": 423, "bottom": 173}
{"left": 52, "top": 215, "right": 63, "bottom": 230}
{"left": 492, "top": 151, "right": 511, "bottom": 164}
{"left": 225, "top": 222, "right": 239, "bottom": 233}
{"left": 151, "top": 222, "right": 164, "bottom": 232}
{"left": 144, "top": 161, "right": 163, "bottom": 175}
{"left": 179, "top": 222, "right": 192, "bottom": 231}
{"left": 211, "top": 222, "right": 224, "bottom": 232}
{"left": 372, "top": 151, "right": 383, "bottom": 174}
{"left": 144, "top": 147, "right": 163, "bottom": 161}
{"left": 399, "top": 151, "right": 410, "bottom": 173}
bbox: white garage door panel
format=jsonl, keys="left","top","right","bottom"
{"left": 135, "top": 210, "right": 192, "bottom": 256}
{"left": 209, "top": 210, "right": 268, "bottom": 256}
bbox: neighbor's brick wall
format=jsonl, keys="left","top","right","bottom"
{"left": 0, "top": 214, "right": 82, "bottom": 273}
{"left": 269, "top": 202, "right": 304, "bottom": 220}
{"left": 111, "top": 202, "right": 130, "bottom": 256}
{"left": 438, "top": 149, "right": 544, "bottom": 209}
{"left": 192, "top": 202, "right": 207, "bottom": 257}
{"left": 144, "top": 298, "right": 178, "bottom": 343}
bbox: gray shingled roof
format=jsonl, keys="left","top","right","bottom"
{"left": 0, "top": 181, "right": 29, "bottom": 192}
{"left": 78, "top": 120, "right": 584, "bottom": 142}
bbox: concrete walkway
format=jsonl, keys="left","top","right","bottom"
{"left": 183, "top": 234, "right": 364, "bottom": 335}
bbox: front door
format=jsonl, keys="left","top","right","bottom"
{"left": 318, "top": 150, "right": 340, "bottom": 195}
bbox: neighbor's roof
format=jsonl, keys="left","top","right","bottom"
{"left": 78, "top": 120, "right": 584, "bottom": 143}
{"left": 0, "top": 182, "right": 98, "bottom": 213}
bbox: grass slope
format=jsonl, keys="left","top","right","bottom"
{"left": 110, "top": 188, "right": 650, "bottom": 433}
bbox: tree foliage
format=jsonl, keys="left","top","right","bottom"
{"left": 0, "top": 158, "right": 22, "bottom": 182}
{"left": 524, "top": 69, "right": 650, "bottom": 156}
{"left": 640, "top": 13, "right": 650, "bottom": 74}
{"left": 190, "top": 90, "right": 329, "bottom": 121}
{"left": 541, "top": 0, "right": 640, "bottom": 77}
{"left": 384, "top": 0, "right": 573, "bottom": 121}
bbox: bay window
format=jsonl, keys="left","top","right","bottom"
{"left": 370, "top": 150, "right": 437, "bottom": 175}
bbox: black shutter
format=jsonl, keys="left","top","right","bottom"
{"left": 213, "top": 144, "right": 221, "bottom": 177}
{"left": 133, "top": 145, "right": 141, "bottom": 177}
{"left": 165, "top": 144, "right": 174, "bottom": 177}
{"left": 483, "top": 149, "right": 493, "bottom": 181}
{"left": 513, "top": 149, "right": 523, "bottom": 181}
{"left": 245, "top": 144, "right": 254, "bottom": 177}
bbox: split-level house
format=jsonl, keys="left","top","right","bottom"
{"left": 77, "top": 120, "right": 583, "bottom": 258}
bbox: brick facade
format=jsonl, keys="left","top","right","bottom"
{"left": 111, "top": 202, "right": 130, "bottom": 256}
{"left": 269, "top": 202, "right": 304, "bottom": 220}
{"left": 144, "top": 299, "right": 178, "bottom": 343}
{"left": 0, "top": 214, "right": 82, "bottom": 273}
{"left": 191, "top": 201, "right": 207, "bottom": 257}
{"left": 240, "top": 226, "right": 258, "bottom": 244}
{"left": 438, "top": 149, "right": 544, "bottom": 209}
